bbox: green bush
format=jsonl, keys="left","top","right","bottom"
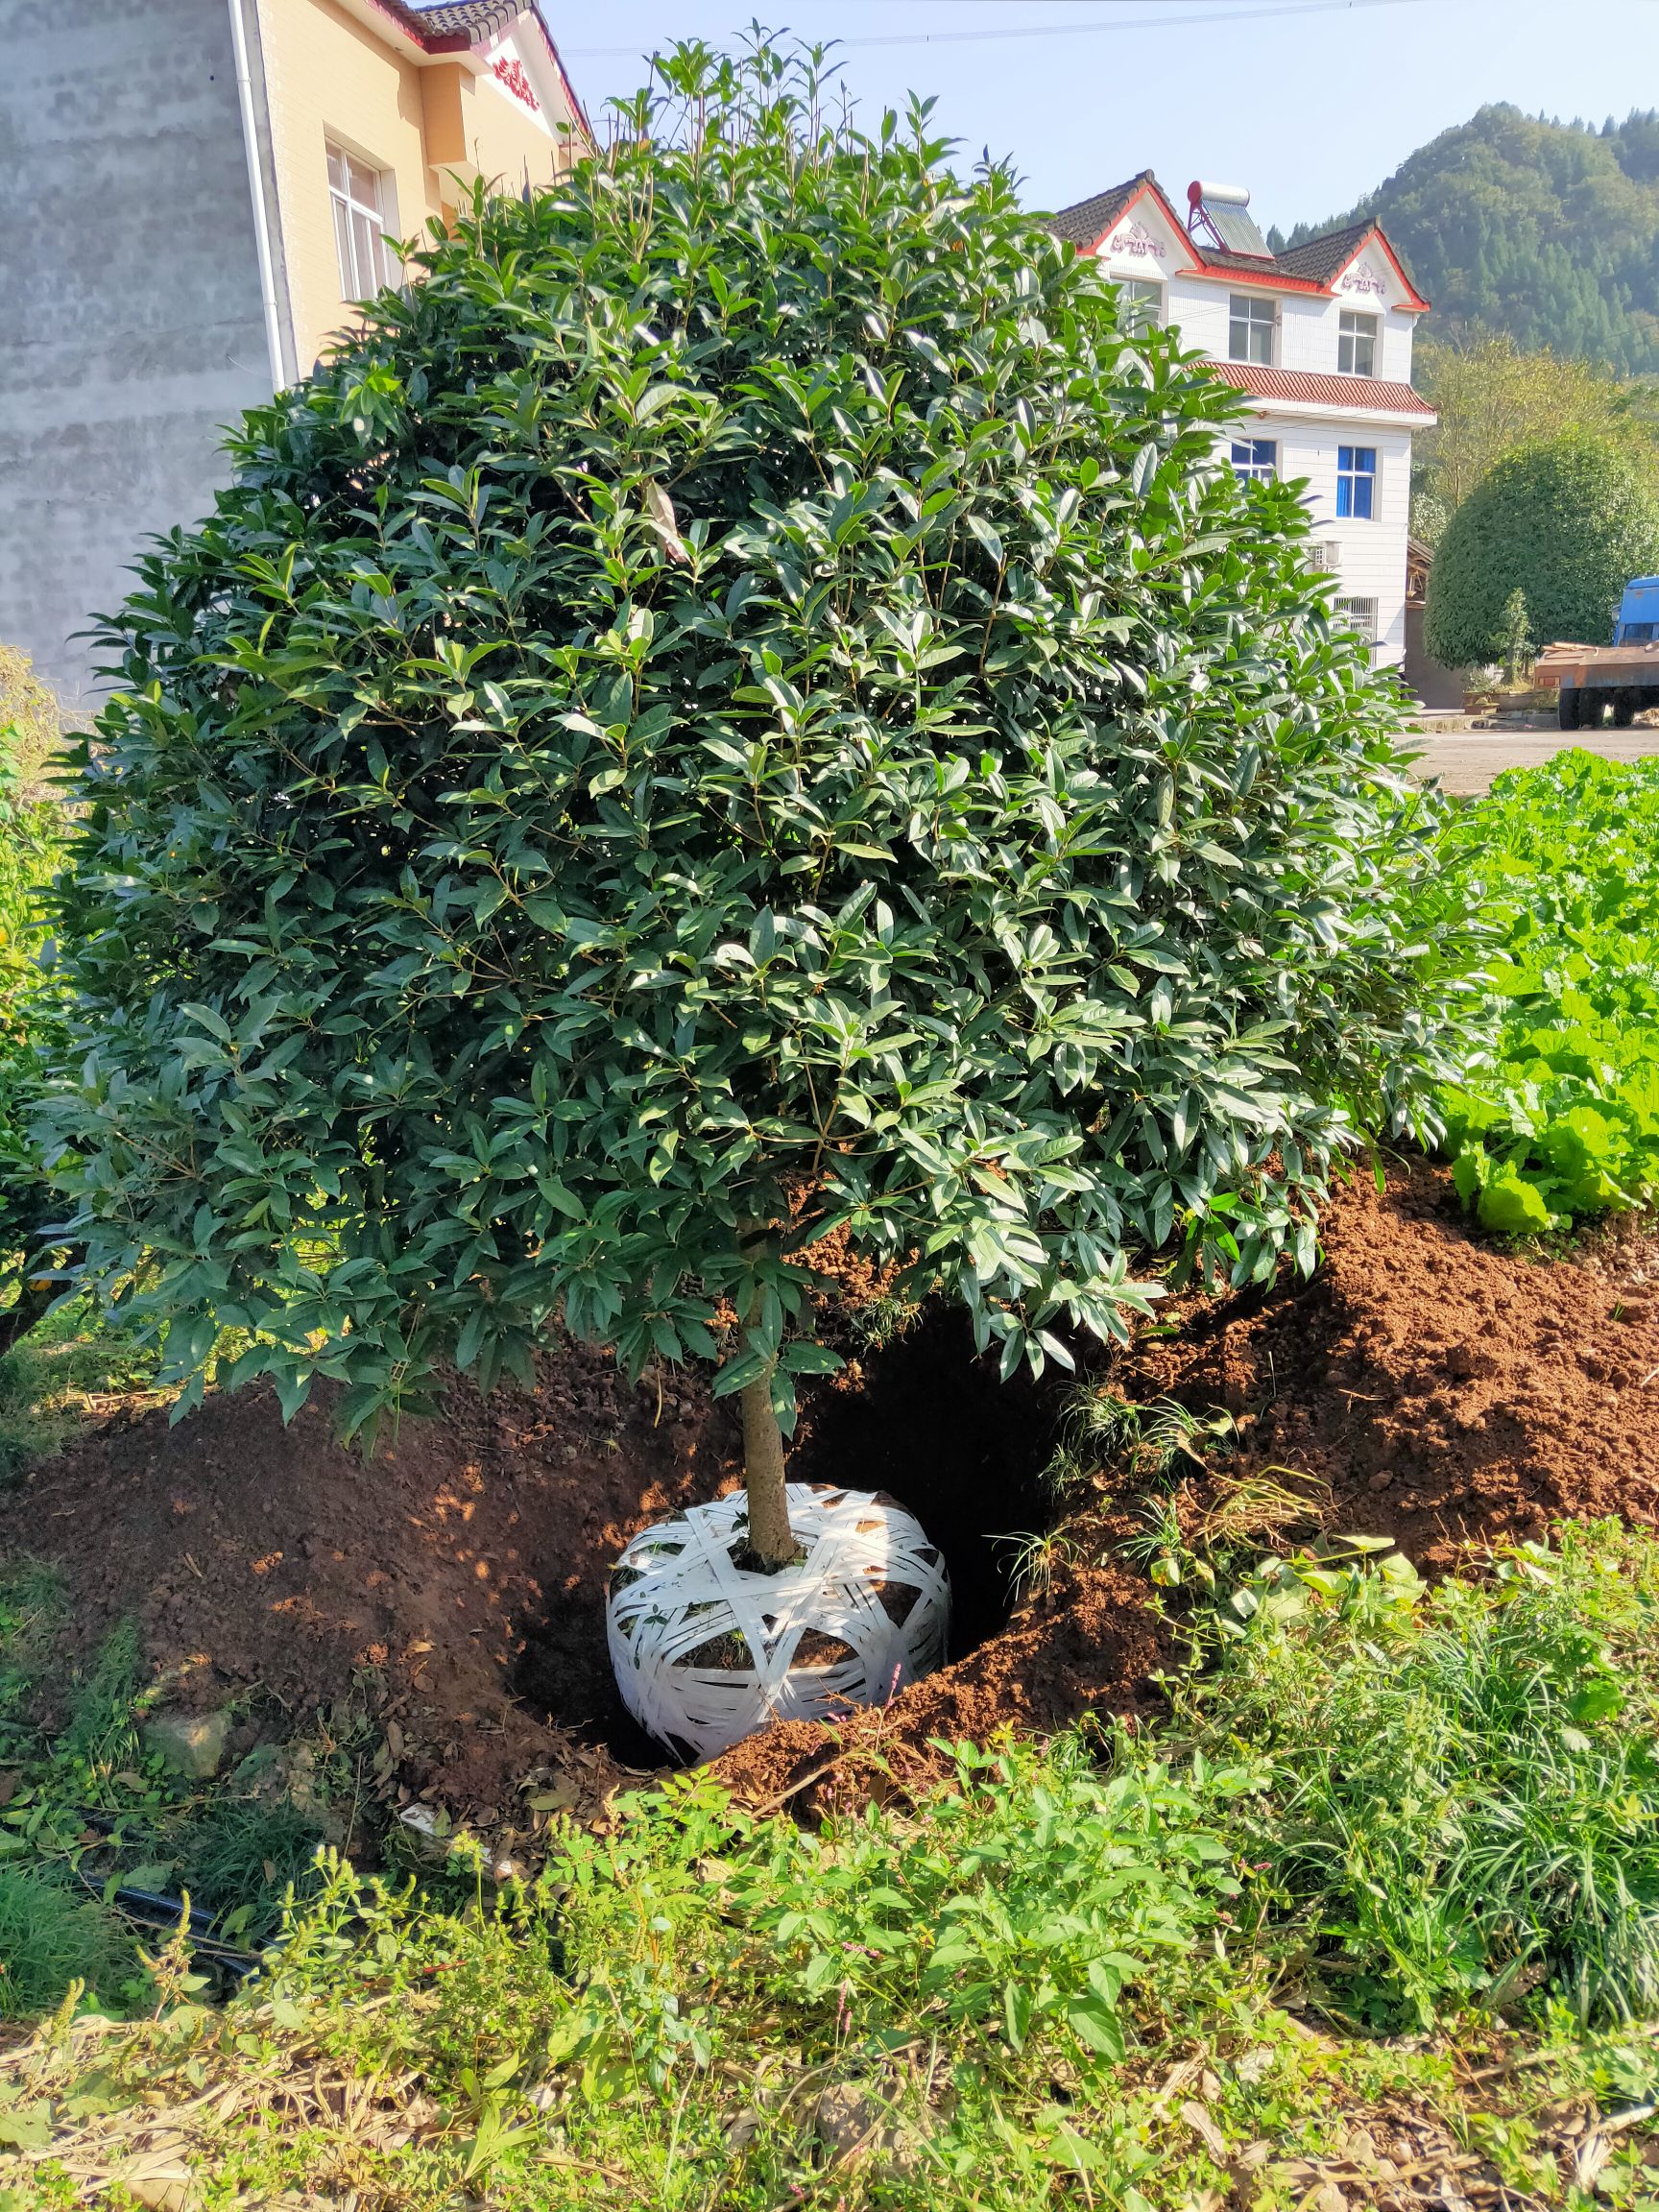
{"left": 1432, "top": 750, "right": 1659, "bottom": 1232}
{"left": 1424, "top": 430, "right": 1659, "bottom": 666}
{"left": 45, "top": 42, "right": 1475, "bottom": 1524}
{"left": 1182, "top": 1522, "right": 1659, "bottom": 2030}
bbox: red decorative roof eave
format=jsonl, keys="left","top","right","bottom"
{"left": 1050, "top": 172, "right": 1430, "bottom": 314}
{"left": 1208, "top": 362, "right": 1436, "bottom": 421}
{"left": 350, "top": 0, "right": 594, "bottom": 149}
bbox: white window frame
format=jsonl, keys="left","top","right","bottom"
{"left": 1336, "top": 445, "right": 1378, "bottom": 521}
{"left": 1118, "top": 277, "right": 1166, "bottom": 331}
{"left": 327, "top": 140, "right": 399, "bottom": 303}
{"left": 1228, "top": 292, "right": 1278, "bottom": 367}
{"left": 1335, "top": 595, "right": 1381, "bottom": 648}
{"left": 1338, "top": 309, "right": 1379, "bottom": 377}
{"left": 1231, "top": 436, "right": 1277, "bottom": 484}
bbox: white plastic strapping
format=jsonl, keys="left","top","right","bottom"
{"left": 607, "top": 1482, "right": 950, "bottom": 1762}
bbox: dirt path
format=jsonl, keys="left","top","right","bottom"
{"left": 1408, "top": 728, "right": 1659, "bottom": 794}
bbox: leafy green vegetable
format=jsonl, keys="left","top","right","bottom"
{"left": 1434, "top": 750, "right": 1659, "bottom": 1230}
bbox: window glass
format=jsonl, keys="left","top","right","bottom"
{"left": 1228, "top": 294, "right": 1276, "bottom": 366}
{"left": 327, "top": 140, "right": 394, "bottom": 301}
{"left": 1120, "top": 278, "right": 1165, "bottom": 331}
{"left": 1335, "top": 595, "right": 1381, "bottom": 645}
{"left": 1231, "top": 437, "right": 1277, "bottom": 484}
{"left": 1338, "top": 310, "right": 1378, "bottom": 377}
{"left": 1335, "top": 445, "right": 1377, "bottom": 520}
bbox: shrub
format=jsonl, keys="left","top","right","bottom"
{"left": 0, "top": 642, "right": 63, "bottom": 793}
{"left": 1424, "top": 430, "right": 1659, "bottom": 666}
{"left": 45, "top": 42, "right": 1475, "bottom": 1556}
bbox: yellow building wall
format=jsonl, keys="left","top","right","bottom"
{"left": 256, "top": 0, "right": 574, "bottom": 377}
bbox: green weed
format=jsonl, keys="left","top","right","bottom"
{"left": 169, "top": 1796, "right": 328, "bottom": 1945}
{"left": 1178, "top": 1519, "right": 1659, "bottom": 2030}
{"left": 0, "top": 1863, "right": 132, "bottom": 2020}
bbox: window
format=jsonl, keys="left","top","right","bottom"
{"left": 1229, "top": 293, "right": 1277, "bottom": 366}
{"left": 1231, "top": 437, "right": 1277, "bottom": 484}
{"left": 1119, "top": 278, "right": 1165, "bottom": 331}
{"left": 328, "top": 143, "right": 397, "bottom": 302}
{"left": 1338, "top": 310, "right": 1378, "bottom": 377}
{"left": 1336, "top": 445, "right": 1377, "bottom": 519}
{"left": 1335, "top": 595, "right": 1380, "bottom": 646}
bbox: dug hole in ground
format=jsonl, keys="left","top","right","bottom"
{"left": 6, "top": 1158, "right": 1658, "bottom": 1844}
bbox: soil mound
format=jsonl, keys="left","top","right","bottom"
{"left": 1130, "top": 1162, "right": 1659, "bottom": 1569}
{"left": 5, "top": 1340, "right": 731, "bottom": 1815}
{"left": 7, "top": 1161, "right": 1658, "bottom": 1828}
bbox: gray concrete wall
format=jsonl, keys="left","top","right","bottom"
{"left": 0, "top": 0, "right": 274, "bottom": 706}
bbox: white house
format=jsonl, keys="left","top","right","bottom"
{"left": 1050, "top": 174, "right": 1434, "bottom": 671}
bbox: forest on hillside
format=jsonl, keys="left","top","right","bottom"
{"left": 1273, "top": 105, "right": 1659, "bottom": 373}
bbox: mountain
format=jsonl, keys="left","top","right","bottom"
{"left": 1272, "top": 106, "right": 1659, "bottom": 373}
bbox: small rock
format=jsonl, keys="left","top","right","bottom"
{"left": 142, "top": 1708, "right": 231, "bottom": 1780}
{"left": 1367, "top": 1471, "right": 1394, "bottom": 1493}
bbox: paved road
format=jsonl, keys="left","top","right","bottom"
{"left": 1406, "top": 729, "right": 1659, "bottom": 796}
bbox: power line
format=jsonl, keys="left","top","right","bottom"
{"left": 565, "top": 0, "right": 1445, "bottom": 60}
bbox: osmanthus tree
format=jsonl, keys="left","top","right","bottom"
{"left": 44, "top": 42, "right": 1479, "bottom": 1568}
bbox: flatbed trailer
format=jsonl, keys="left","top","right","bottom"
{"left": 1534, "top": 577, "right": 1659, "bottom": 730}
{"left": 1535, "top": 640, "right": 1659, "bottom": 730}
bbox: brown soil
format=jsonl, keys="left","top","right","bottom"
{"left": 1125, "top": 1160, "right": 1659, "bottom": 1570}
{"left": 7, "top": 1160, "right": 1659, "bottom": 1831}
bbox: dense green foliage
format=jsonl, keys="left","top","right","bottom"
{"left": 1278, "top": 104, "right": 1659, "bottom": 372}
{"left": 1424, "top": 432, "right": 1659, "bottom": 667}
{"left": 1432, "top": 752, "right": 1659, "bottom": 1234}
{"left": 44, "top": 43, "right": 1473, "bottom": 1447}
{"left": 1411, "top": 334, "right": 1659, "bottom": 525}
{"left": 0, "top": 754, "right": 67, "bottom": 1339}
{"left": 1183, "top": 1523, "right": 1659, "bottom": 2030}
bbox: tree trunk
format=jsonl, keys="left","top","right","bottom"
{"left": 739, "top": 1370, "right": 798, "bottom": 1571}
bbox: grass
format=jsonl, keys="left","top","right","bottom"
{"left": 3, "top": 1525, "right": 1659, "bottom": 2203}
{"left": 0, "top": 1864, "right": 132, "bottom": 2022}
{"left": 0, "top": 1296, "right": 161, "bottom": 1484}
{"left": 1173, "top": 1519, "right": 1659, "bottom": 2033}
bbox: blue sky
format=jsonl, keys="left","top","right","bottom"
{"left": 553, "top": 0, "right": 1659, "bottom": 233}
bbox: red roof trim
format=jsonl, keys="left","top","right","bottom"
{"left": 1208, "top": 362, "right": 1435, "bottom": 417}
{"left": 1323, "top": 226, "right": 1431, "bottom": 315}
{"left": 334, "top": 0, "right": 593, "bottom": 148}
{"left": 1076, "top": 179, "right": 1207, "bottom": 272}
{"left": 1075, "top": 180, "right": 1430, "bottom": 313}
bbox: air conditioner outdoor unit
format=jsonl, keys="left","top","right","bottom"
{"left": 1308, "top": 541, "right": 1340, "bottom": 572}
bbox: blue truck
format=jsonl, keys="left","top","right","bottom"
{"left": 1546, "top": 577, "right": 1659, "bottom": 730}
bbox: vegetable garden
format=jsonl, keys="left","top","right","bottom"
{"left": 5, "top": 38, "right": 1659, "bottom": 2211}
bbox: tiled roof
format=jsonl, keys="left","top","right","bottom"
{"left": 1047, "top": 174, "right": 1154, "bottom": 248}
{"left": 391, "top": 0, "right": 519, "bottom": 37}
{"left": 1271, "top": 220, "right": 1375, "bottom": 283}
{"left": 1209, "top": 362, "right": 1436, "bottom": 419}
{"left": 1044, "top": 173, "right": 1428, "bottom": 310}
